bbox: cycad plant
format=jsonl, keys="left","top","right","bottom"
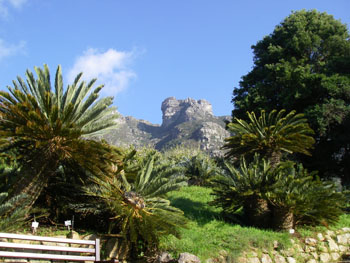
{"left": 80, "top": 152, "right": 188, "bottom": 260}
{"left": 184, "top": 152, "right": 220, "bottom": 186}
{"left": 267, "top": 163, "right": 345, "bottom": 229}
{"left": 0, "top": 65, "right": 119, "bottom": 206}
{"left": 211, "top": 154, "right": 275, "bottom": 228}
{"left": 224, "top": 109, "right": 315, "bottom": 167}
{"left": 265, "top": 162, "right": 313, "bottom": 230}
{"left": 211, "top": 156, "right": 346, "bottom": 230}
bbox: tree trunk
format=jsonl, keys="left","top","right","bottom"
{"left": 106, "top": 238, "right": 130, "bottom": 260}
{"left": 272, "top": 206, "right": 294, "bottom": 231}
{"left": 267, "top": 150, "right": 282, "bottom": 169}
{"left": 244, "top": 195, "right": 271, "bottom": 228}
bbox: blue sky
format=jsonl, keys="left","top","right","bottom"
{"left": 0, "top": 1, "right": 349, "bottom": 124}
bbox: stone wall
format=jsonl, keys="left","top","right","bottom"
{"left": 216, "top": 228, "right": 350, "bottom": 263}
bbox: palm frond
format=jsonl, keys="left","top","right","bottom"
{"left": 224, "top": 109, "right": 315, "bottom": 166}
{"left": 0, "top": 64, "right": 119, "bottom": 206}
{"left": 0, "top": 191, "right": 30, "bottom": 232}
{"left": 74, "top": 151, "right": 188, "bottom": 259}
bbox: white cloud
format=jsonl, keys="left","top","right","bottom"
{"left": 67, "top": 48, "right": 136, "bottom": 97}
{"left": 0, "top": 39, "right": 25, "bottom": 60}
{"left": 0, "top": 0, "right": 27, "bottom": 18}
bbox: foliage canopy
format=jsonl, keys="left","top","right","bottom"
{"left": 224, "top": 109, "right": 315, "bottom": 167}
{"left": 0, "top": 65, "right": 119, "bottom": 205}
{"left": 231, "top": 10, "right": 350, "bottom": 179}
{"left": 76, "top": 151, "right": 188, "bottom": 259}
{"left": 211, "top": 155, "right": 345, "bottom": 230}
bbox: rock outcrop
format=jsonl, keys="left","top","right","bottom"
{"left": 102, "top": 97, "right": 231, "bottom": 155}
{"left": 161, "top": 97, "right": 214, "bottom": 128}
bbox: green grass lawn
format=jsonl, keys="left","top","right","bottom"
{"left": 160, "top": 186, "right": 292, "bottom": 261}
{"left": 161, "top": 185, "right": 350, "bottom": 261}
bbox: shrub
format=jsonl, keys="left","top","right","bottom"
{"left": 162, "top": 145, "right": 201, "bottom": 164}
{"left": 210, "top": 155, "right": 275, "bottom": 227}
{"left": 184, "top": 152, "right": 220, "bottom": 186}
{"left": 75, "top": 152, "right": 188, "bottom": 260}
{"left": 211, "top": 155, "right": 346, "bottom": 230}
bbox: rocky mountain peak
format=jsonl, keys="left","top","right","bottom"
{"left": 161, "top": 97, "right": 213, "bottom": 128}
{"left": 102, "top": 97, "right": 230, "bottom": 156}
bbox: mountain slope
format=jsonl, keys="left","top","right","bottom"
{"left": 102, "top": 97, "right": 230, "bottom": 155}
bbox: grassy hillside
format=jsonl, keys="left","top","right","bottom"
{"left": 160, "top": 186, "right": 292, "bottom": 261}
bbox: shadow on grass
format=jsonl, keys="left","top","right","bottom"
{"left": 168, "top": 196, "right": 222, "bottom": 225}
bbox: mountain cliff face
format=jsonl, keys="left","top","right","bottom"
{"left": 102, "top": 97, "right": 231, "bottom": 156}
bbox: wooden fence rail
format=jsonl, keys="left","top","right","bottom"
{"left": 0, "top": 232, "right": 116, "bottom": 262}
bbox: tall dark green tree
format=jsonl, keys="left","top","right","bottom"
{"left": 232, "top": 10, "right": 350, "bottom": 181}
{"left": 0, "top": 65, "right": 119, "bottom": 206}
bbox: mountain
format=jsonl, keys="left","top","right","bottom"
{"left": 102, "top": 97, "right": 231, "bottom": 156}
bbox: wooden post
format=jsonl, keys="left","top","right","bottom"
{"left": 95, "top": 238, "right": 100, "bottom": 261}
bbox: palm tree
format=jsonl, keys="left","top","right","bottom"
{"left": 224, "top": 109, "right": 315, "bottom": 167}
{"left": 183, "top": 152, "right": 220, "bottom": 186}
{"left": 211, "top": 155, "right": 275, "bottom": 228}
{"left": 81, "top": 152, "right": 188, "bottom": 260}
{"left": 266, "top": 162, "right": 345, "bottom": 230}
{"left": 0, "top": 64, "right": 119, "bottom": 206}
